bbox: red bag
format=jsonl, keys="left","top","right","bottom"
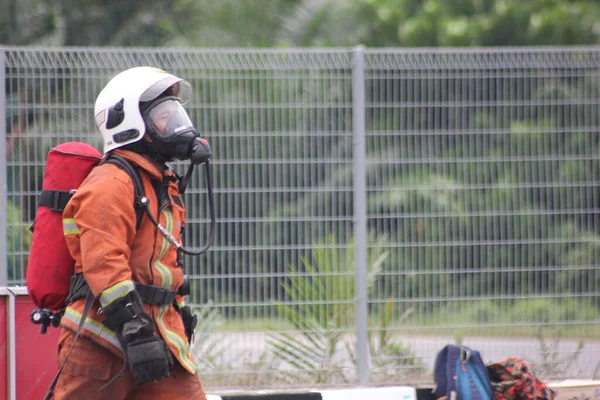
{"left": 26, "top": 142, "right": 102, "bottom": 311}
{"left": 486, "top": 357, "right": 556, "bottom": 400}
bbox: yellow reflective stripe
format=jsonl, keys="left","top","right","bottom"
{"left": 61, "top": 307, "right": 122, "bottom": 350}
{"left": 152, "top": 210, "right": 195, "bottom": 372}
{"left": 177, "top": 300, "right": 186, "bottom": 308}
{"left": 152, "top": 209, "right": 174, "bottom": 289}
{"left": 62, "top": 218, "right": 80, "bottom": 235}
{"left": 156, "top": 306, "right": 196, "bottom": 373}
{"left": 99, "top": 280, "right": 135, "bottom": 307}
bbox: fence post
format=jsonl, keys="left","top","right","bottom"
{"left": 352, "top": 45, "right": 369, "bottom": 386}
{"left": 0, "top": 50, "right": 7, "bottom": 287}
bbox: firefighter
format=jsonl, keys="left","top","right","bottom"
{"left": 54, "top": 66, "right": 212, "bottom": 399}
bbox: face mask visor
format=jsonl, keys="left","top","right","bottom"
{"left": 144, "top": 97, "right": 196, "bottom": 141}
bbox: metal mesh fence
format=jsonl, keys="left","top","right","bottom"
{"left": 1, "top": 47, "right": 599, "bottom": 390}
{"left": 364, "top": 48, "right": 600, "bottom": 384}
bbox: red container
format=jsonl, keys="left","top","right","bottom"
{"left": 0, "top": 288, "right": 60, "bottom": 400}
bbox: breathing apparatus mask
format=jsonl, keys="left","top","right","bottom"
{"left": 141, "top": 96, "right": 212, "bottom": 166}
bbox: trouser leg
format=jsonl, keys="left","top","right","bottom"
{"left": 54, "top": 328, "right": 134, "bottom": 400}
{"left": 127, "top": 363, "right": 207, "bottom": 400}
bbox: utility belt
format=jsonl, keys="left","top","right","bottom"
{"left": 66, "top": 273, "right": 191, "bottom": 308}
{"left": 31, "top": 273, "right": 193, "bottom": 336}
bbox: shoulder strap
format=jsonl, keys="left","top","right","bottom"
{"left": 38, "top": 190, "right": 74, "bottom": 212}
{"left": 102, "top": 154, "right": 146, "bottom": 231}
{"left": 178, "top": 163, "right": 194, "bottom": 194}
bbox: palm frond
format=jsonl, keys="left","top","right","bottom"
{"left": 267, "top": 234, "right": 390, "bottom": 383}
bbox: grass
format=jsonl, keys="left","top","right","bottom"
{"left": 215, "top": 317, "right": 294, "bottom": 332}
{"left": 395, "top": 323, "right": 600, "bottom": 339}
{"left": 215, "top": 317, "right": 600, "bottom": 340}
{"left": 212, "top": 298, "right": 600, "bottom": 340}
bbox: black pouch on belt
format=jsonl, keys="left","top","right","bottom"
{"left": 178, "top": 305, "right": 198, "bottom": 344}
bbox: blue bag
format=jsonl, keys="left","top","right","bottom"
{"left": 433, "top": 345, "right": 494, "bottom": 400}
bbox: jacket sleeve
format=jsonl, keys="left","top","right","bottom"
{"left": 63, "top": 164, "right": 138, "bottom": 307}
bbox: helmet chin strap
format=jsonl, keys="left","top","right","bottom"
{"left": 147, "top": 142, "right": 174, "bottom": 165}
{"left": 122, "top": 133, "right": 181, "bottom": 167}
{"left": 120, "top": 137, "right": 169, "bottom": 164}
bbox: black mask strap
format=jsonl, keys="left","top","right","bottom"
{"left": 120, "top": 138, "right": 170, "bottom": 165}
{"left": 178, "top": 163, "right": 194, "bottom": 194}
{"left": 120, "top": 139, "right": 150, "bottom": 155}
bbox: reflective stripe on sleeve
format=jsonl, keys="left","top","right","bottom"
{"left": 99, "top": 280, "right": 135, "bottom": 307}
{"left": 62, "top": 218, "right": 80, "bottom": 235}
{"left": 61, "top": 306, "right": 122, "bottom": 350}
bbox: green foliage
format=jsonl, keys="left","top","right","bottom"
{"left": 192, "top": 304, "right": 284, "bottom": 387}
{"left": 265, "top": 234, "right": 425, "bottom": 384}
{"left": 534, "top": 327, "right": 584, "bottom": 380}
{"left": 7, "top": 200, "right": 31, "bottom": 282}
{"left": 509, "top": 298, "right": 599, "bottom": 324}
{"left": 277, "top": 0, "right": 600, "bottom": 47}
{"left": 348, "top": 301, "right": 427, "bottom": 383}
{"left": 4, "top": 0, "right": 600, "bottom": 47}
{"left": 267, "top": 234, "right": 390, "bottom": 384}
{"left": 166, "top": 0, "right": 302, "bottom": 48}
{"left": 192, "top": 304, "right": 229, "bottom": 372}
{"left": 0, "top": 0, "right": 59, "bottom": 45}
{"left": 425, "top": 298, "right": 599, "bottom": 331}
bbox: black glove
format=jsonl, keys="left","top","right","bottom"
{"left": 102, "top": 291, "right": 174, "bottom": 383}
{"left": 123, "top": 331, "right": 174, "bottom": 383}
{"left": 179, "top": 305, "right": 198, "bottom": 344}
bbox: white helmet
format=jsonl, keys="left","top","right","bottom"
{"left": 94, "top": 66, "right": 192, "bottom": 154}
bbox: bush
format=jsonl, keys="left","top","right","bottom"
{"left": 509, "top": 298, "right": 598, "bottom": 324}
{"left": 7, "top": 201, "right": 31, "bottom": 282}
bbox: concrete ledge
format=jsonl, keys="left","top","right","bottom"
{"left": 207, "top": 395, "right": 319, "bottom": 400}
{"left": 207, "top": 386, "right": 417, "bottom": 400}
{"left": 319, "top": 387, "right": 416, "bottom": 400}
{"left": 218, "top": 394, "right": 321, "bottom": 400}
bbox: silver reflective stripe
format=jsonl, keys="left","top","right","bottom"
{"left": 156, "top": 306, "right": 196, "bottom": 373}
{"left": 62, "top": 218, "right": 80, "bottom": 235}
{"left": 151, "top": 209, "right": 196, "bottom": 372}
{"left": 62, "top": 307, "right": 122, "bottom": 350}
{"left": 99, "top": 280, "right": 135, "bottom": 307}
{"left": 152, "top": 209, "right": 175, "bottom": 289}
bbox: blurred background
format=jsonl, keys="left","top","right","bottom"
{"left": 2, "top": 0, "right": 600, "bottom": 48}
{"left": 2, "top": 0, "right": 600, "bottom": 392}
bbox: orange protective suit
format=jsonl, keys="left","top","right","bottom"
{"left": 55, "top": 149, "right": 204, "bottom": 399}
{"left": 54, "top": 331, "right": 206, "bottom": 399}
